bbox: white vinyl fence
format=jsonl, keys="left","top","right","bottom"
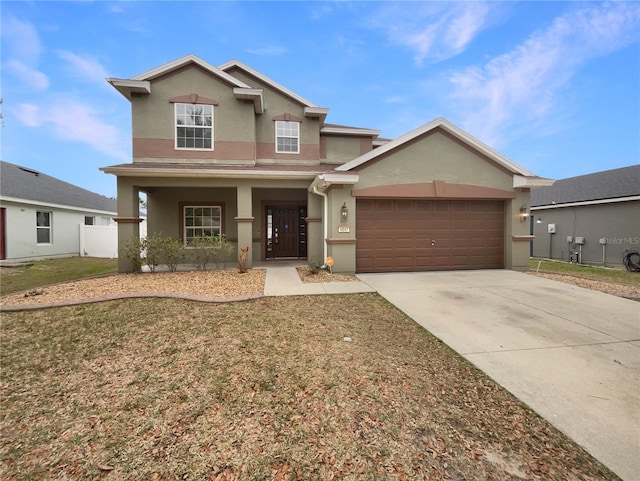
{"left": 79, "top": 221, "right": 146, "bottom": 258}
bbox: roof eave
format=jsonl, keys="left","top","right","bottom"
{"left": 310, "top": 173, "right": 360, "bottom": 192}
{"left": 304, "top": 107, "right": 329, "bottom": 123}
{"left": 233, "top": 88, "right": 264, "bottom": 114}
{"left": 100, "top": 165, "right": 321, "bottom": 181}
{"left": 107, "top": 78, "right": 151, "bottom": 100}
{"left": 321, "top": 126, "right": 381, "bottom": 137}
{"left": 513, "top": 176, "right": 555, "bottom": 189}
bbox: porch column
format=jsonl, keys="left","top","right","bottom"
{"left": 306, "top": 190, "right": 323, "bottom": 266}
{"left": 114, "top": 177, "right": 141, "bottom": 273}
{"left": 235, "top": 185, "right": 254, "bottom": 269}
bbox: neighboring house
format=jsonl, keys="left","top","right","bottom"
{"left": 0, "top": 160, "right": 118, "bottom": 261}
{"left": 531, "top": 165, "right": 640, "bottom": 268}
{"left": 102, "top": 54, "right": 552, "bottom": 274}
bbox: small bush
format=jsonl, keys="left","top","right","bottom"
{"left": 121, "top": 237, "right": 143, "bottom": 272}
{"left": 187, "top": 236, "right": 217, "bottom": 271}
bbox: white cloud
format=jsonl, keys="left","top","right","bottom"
{"left": 384, "top": 96, "right": 406, "bottom": 104}
{"left": 4, "top": 60, "right": 49, "bottom": 91}
{"left": 448, "top": 2, "right": 640, "bottom": 146}
{"left": 13, "top": 103, "right": 42, "bottom": 127}
{"left": 13, "top": 99, "right": 129, "bottom": 161}
{"left": 56, "top": 50, "right": 110, "bottom": 84}
{"left": 1, "top": 17, "right": 42, "bottom": 64}
{"left": 246, "top": 45, "right": 287, "bottom": 56}
{"left": 368, "top": 2, "right": 494, "bottom": 64}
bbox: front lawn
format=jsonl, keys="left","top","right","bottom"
{"left": 0, "top": 257, "right": 118, "bottom": 296}
{"left": 0, "top": 295, "right": 617, "bottom": 480}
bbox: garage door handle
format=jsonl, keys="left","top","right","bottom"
{"left": 431, "top": 240, "right": 436, "bottom": 246}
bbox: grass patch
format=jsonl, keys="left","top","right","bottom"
{"left": 0, "top": 257, "right": 118, "bottom": 296}
{"left": 530, "top": 258, "right": 639, "bottom": 287}
{"left": 0, "top": 295, "right": 618, "bottom": 480}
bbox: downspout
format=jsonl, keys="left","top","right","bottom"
{"left": 312, "top": 185, "right": 328, "bottom": 268}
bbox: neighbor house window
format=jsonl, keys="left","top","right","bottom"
{"left": 36, "top": 211, "right": 52, "bottom": 244}
{"left": 275, "top": 120, "right": 300, "bottom": 153}
{"left": 84, "top": 216, "right": 95, "bottom": 225}
{"left": 175, "top": 103, "right": 213, "bottom": 150}
{"left": 183, "top": 205, "right": 222, "bottom": 243}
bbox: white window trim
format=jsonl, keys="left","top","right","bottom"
{"left": 36, "top": 211, "right": 52, "bottom": 245}
{"left": 183, "top": 205, "right": 223, "bottom": 245}
{"left": 175, "top": 103, "right": 214, "bottom": 151}
{"left": 275, "top": 120, "right": 300, "bottom": 154}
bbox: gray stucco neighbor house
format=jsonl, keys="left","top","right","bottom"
{"left": 101, "top": 54, "right": 553, "bottom": 274}
{"left": 530, "top": 165, "right": 640, "bottom": 268}
{"left": 0, "top": 160, "right": 117, "bottom": 261}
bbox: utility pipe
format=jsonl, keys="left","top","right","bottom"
{"left": 312, "top": 185, "right": 329, "bottom": 268}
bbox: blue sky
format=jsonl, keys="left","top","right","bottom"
{"left": 2, "top": 1, "right": 639, "bottom": 198}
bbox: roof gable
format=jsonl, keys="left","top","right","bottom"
{"left": 108, "top": 54, "right": 251, "bottom": 100}
{"left": 531, "top": 165, "right": 640, "bottom": 207}
{"left": 336, "top": 117, "right": 534, "bottom": 177}
{"left": 0, "top": 161, "right": 117, "bottom": 213}
{"left": 219, "top": 60, "right": 317, "bottom": 108}
{"left": 132, "top": 54, "right": 250, "bottom": 87}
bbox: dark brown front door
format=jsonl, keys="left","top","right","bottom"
{"left": 266, "top": 205, "right": 299, "bottom": 258}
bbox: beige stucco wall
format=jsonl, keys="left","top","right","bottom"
{"left": 354, "top": 130, "right": 514, "bottom": 190}
{"left": 132, "top": 67, "right": 255, "bottom": 147}
{"left": 223, "top": 67, "right": 320, "bottom": 161}
{"left": 323, "top": 136, "right": 365, "bottom": 164}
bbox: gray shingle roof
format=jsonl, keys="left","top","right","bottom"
{"left": 0, "top": 160, "right": 117, "bottom": 213}
{"left": 531, "top": 165, "right": 640, "bottom": 207}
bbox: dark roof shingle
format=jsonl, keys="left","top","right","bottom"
{"left": 0, "top": 161, "right": 117, "bottom": 212}
{"left": 531, "top": 165, "right": 640, "bottom": 207}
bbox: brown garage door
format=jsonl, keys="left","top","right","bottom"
{"left": 356, "top": 199, "right": 505, "bottom": 273}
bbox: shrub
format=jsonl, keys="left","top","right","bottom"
{"left": 158, "top": 237, "right": 183, "bottom": 272}
{"left": 187, "top": 236, "right": 217, "bottom": 271}
{"left": 121, "top": 237, "right": 143, "bottom": 272}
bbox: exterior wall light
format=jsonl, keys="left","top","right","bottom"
{"left": 519, "top": 205, "right": 529, "bottom": 222}
{"left": 536, "top": 217, "right": 542, "bottom": 224}
{"left": 340, "top": 202, "right": 348, "bottom": 222}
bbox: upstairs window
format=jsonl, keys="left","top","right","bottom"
{"left": 175, "top": 103, "right": 213, "bottom": 150}
{"left": 275, "top": 120, "right": 300, "bottom": 154}
{"left": 36, "top": 211, "right": 52, "bottom": 244}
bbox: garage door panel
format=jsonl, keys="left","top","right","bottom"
{"left": 356, "top": 199, "right": 504, "bottom": 273}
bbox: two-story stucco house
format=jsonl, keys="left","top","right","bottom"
{"left": 102, "top": 54, "right": 553, "bottom": 274}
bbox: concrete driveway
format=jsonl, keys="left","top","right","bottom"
{"left": 357, "top": 270, "right": 640, "bottom": 481}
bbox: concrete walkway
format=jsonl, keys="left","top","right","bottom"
{"left": 260, "top": 261, "right": 375, "bottom": 296}
{"left": 356, "top": 270, "right": 640, "bottom": 481}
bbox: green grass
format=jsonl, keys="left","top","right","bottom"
{"left": 0, "top": 257, "right": 118, "bottom": 296}
{"left": 530, "top": 258, "right": 640, "bottom": 287}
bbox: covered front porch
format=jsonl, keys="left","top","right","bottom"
{"left": 101, "top": 163, "right": 332, "bottom": 272}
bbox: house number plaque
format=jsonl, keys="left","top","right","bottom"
{"left": 338, "top": 226, "right": 350, "bottom": 233}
